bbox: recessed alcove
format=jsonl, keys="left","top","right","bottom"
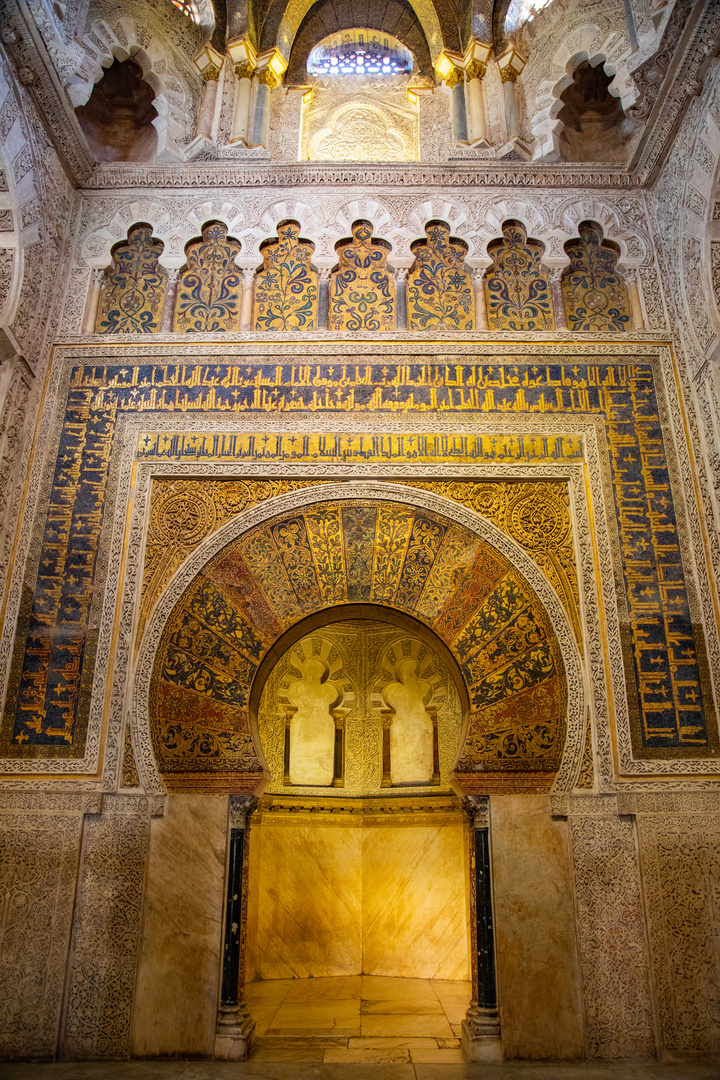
{"left": 75, "top": 56, "right": 158, "bottom": 163}
{"left": 245, "top": 617, "right": 469, "bottom": 990}
{"left": 557, "top": 60, "right": 638, "bottom": 163}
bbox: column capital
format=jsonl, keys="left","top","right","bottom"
{"left": 318, "top": 266, "right": 333, "bottom": 282}
{"left": 395, "top": 267, "right": 409, "bottom": 282}
{"left": 242, "top": 267, "right": 256, "bottom": 287}
{"left": 234, "top": 61, "right": 255, "bottom": 80}
{"left": 465, "top": 59, "right": 487, "bottom": 82}
{"left": 92, "top": 267, "right": 106, "bottom": 287}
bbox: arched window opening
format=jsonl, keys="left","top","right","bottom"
{"left": 76, "top": 57, "right": 158, "bottom": 163}
{"left": 557, "top": 61, "right": 637, "bottom": 163}
{"left": 307, "top": 29, "right": 414, "bottom": 77}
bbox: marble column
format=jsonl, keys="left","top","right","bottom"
{"left": 250, "top": 70, "right": 277, "bottom": 149}
{"left": 395, "top": 267, "right": 409, "bottom": 329}
{"left": 318, "top": 267, "right": 332, "bottom": 328}
{"left": 161, "top": 268, "right": 180, "bottom": 332}
{"left": 462, "top": 796, "right": 502, "bottom": 1063}
{"left": 626, "top": 267, "right": 646, "bottom": 329}
{"left": 240, "top": 268, "right": 255, "bottom": 329}
{"left": 215, "top": 797, "right": 257, "bottom": 1060}
{"left": 196, "top": 68, "right": 222, "bottom": 141}
{"left": 447, "top": 68, "right": 468, "bottom": 144}
{"left": 500, "top": 68, "right": 520, "bottom": 140}
{"left": 464, "top": 62, "right": 487, "bottom": 144}
{"left": 231, "top": 64, "right": 254, "bottom": 144}
{"left": 473, "top": 269, "right": 489, "bottom": 330}
{"left": 83, "top": 268, "right": 105, "bottom": 333}
{"left": 548, "top": 267, "right": 568, "bottom": 330}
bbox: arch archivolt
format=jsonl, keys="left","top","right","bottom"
{"left": 64, "top": 13, "right": 200, "bottom": 160}
{"left": 131, "top": 480, "right": 585, "bottom": 798}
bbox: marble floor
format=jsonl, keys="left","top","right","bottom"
{"left": 245, "top": 975, "right": 470, "bottom": 1062}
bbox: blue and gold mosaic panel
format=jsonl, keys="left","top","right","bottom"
{"left": 562, "top": 221, "right": 631, "bottom": 332}
{"left": 408, "top": 220, "right": 474, "bottom": 331}
{"left": 485, "top": 220, "right": 554, "bottom": 331}
{"left": 95, "top": 224, "right": 167, "bottom": 334}
{"left": 173, "top": 221, "right": 242, "bottom": 333}
{"left": 330, "top": 220, "right": 396, "bottom": 331}
{"left": 1, "top": 358, "right": 716, "bottom": 774}
{"left": 254, "top": 220, "right": 318, "bottom": 331}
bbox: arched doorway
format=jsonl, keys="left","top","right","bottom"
{"left": 133, "top": 485, "right": 582, "bottom": 1062}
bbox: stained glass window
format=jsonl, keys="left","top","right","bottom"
{"left": 504, "top": 0, "right": 553, "bottom": 32}
{"left": 308, "top": 30, "right": 413, "bottom": 77}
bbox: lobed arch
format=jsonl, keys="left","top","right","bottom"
{"left": 528, "top": 23, "right": 638, "bottom": 161}
{"left": 132, "top": 482, "right": 584, "bottom": 798}
{"left": 64, "top": 14, "right": 199, "bottom": 160}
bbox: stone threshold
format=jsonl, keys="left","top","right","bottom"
{"left": 251, "top": 1034, "right": 463, "bottom": 1063}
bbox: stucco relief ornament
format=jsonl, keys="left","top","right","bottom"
{"left": 309, "top": 102, "right": 412, "bottom": 162}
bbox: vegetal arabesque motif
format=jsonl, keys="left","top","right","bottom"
{"left": 330, "top": 220, "right": 395, "bottom": 331}
{"left": 254, "top": 220, "right": 318, "bottom": 331}
{"left": 484, "top": 220, "right": 554, "bottom": 331}
{"left": 150, "top": 499, "right": 567, "bottom": 787}
{"left": 96, "top": 224, "right": 167, "bottom": 334}
{"left": 408, "top": 220, "right": 475, "bottom": 331}
{"left": 562, "top": 221, "right": 631, "bottom": 332}
{"left": 173, "top": 220, "right": 242, "bottom": 332}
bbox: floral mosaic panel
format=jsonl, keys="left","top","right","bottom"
{"left": 173, "top": 221, "right": 242, "bottom": 333}
{"left": 562, "top": 221, "right": 631, "bottom": 332}
{"left": 408, "top": 220, "right": 474, "bottom": 331}
{"left": 484, "top": 220, "right": 554, "bottom": 331}
{"left": 254, "top": 221, "right": 318, "bottom": 331}
{"left": 330, "top": 220, "right": 395, "bottom": 331}
{"left": 95, "top": 225, "right": 166, "bottom": 334}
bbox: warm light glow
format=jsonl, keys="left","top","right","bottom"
{"left": 192, "top": 43, "right": 224, "bottom": 76}
{"left": 407, "top": 88, "right": 418, "bottom": 105}
{"left": 302, "top": 88, "right": 314, "bottom": 104}
{"left": 227, "top": 35, "right": 256, "bottom": 68}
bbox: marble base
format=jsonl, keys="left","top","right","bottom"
{"left": 214, "top": 1004, "right": 256, "bottom": 1060}
{"left": 461, "top": 1006, "right": 503, "bottom": 1063}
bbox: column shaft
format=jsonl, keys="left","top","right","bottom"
{"left": 502, "top": 76, "right": 519, "bottom": 140}
{"left": 231, "top": 70, "right": 253, "bottom": 144}
{"left": 250, "top": 79, "right": 272, "bottom": 148}
{"left": 196, "top": 75, "right": 221, "bottom": 140}
{"left": 240, "top": 269, "right": 255, "bottom": 329}
{"left": 451, "top": 82, "right": 469, "bottom": 144}
{"left": 465, "top": 77, "right": 486, "bottom": 143}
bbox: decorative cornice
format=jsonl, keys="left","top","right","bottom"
{"left": 84, "top": 162, "right": 641, "bottom": 190}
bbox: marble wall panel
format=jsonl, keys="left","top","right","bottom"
{"left": 638, "top": 812, "right": 720, "bottom": 1054}
{"left": 362, "top": 822, "right": 469, "bottom": 980}
{"left": 131, "top": 794, "right": 228, "bottom": 1057}
{"left": 491, "top": 795, "right": 584, "bottom": 1060}
{"left": 246, "top": 817, "right": 363, "bottom": 979}
{"left": 569, "top": 811, "right": 655, "bottom": 1059}
{"left": 62, "top": 795, "right": 154, "bottom": 1059}
{"left": 0, "top": 799, "right": 88, "bottom": 1059}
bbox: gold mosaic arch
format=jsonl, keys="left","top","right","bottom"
{"left": 145, "top": 494, "right": 569, "bottom": 794}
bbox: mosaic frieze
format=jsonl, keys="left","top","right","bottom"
{"left": 485, "top": 220, "right": 554, "bottom": 331}
{"left": 407, "top": 221, "right": 474, "bottom": 331}
{"left": 562, "top": 222, "right": 631, "bottom": 332}
{"left": 254, "top": 221, "right": 318, "bottom": 331}
{"left": 1, "top": 357, "right": 716, "bottom": 771}
{"left": 330, "top": 220, "right": 395, "bottom": 331}
{"left": 173, "top": 221, "right": 242, "bottom": 332}
{"left": 150, "top": 499, "right": 567, "bottom": 784}
{"left": 95, "top": 224, "right": 166, "bottom": 334}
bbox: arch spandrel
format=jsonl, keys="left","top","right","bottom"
{"left": 141, "top": 488, "right": 580, "bottom": 795}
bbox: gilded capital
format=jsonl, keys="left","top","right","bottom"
{"left": 500, "top": 65, "right": 518, "bottom": 83}
{"left": 234, "top": 61, "right": 255, "bottom": 80}
{"left": 257, "top": 66, "right": 280, "bottom": 88}
{"left": 465, "top": 60, "right": 487, "bottom": 82}
{"left": 445, "top": 65, "right": 464, "bottom": 89}
{"left": 202, "top": 64, "right": 221, "bottom": 82}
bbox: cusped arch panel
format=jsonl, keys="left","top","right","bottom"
{"left": 139, "top": 487, "right": 581, "bottom": 794}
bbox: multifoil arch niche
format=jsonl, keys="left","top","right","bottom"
{"left": 132, "top": 483, "right": 584, "bottom": 796}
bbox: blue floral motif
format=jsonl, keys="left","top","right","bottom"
{"left": 174, "top": 221, "right": 242, "bottom": 333}
{"left": 562, "top": 221, "right": 631, "bottom": 332}
{"left": 254, "top": 220, "right": 318, "bottom": 331}
{"left": 330, "top": 220, "right": 395, "bottom": 331}
{"left": 408, "top": 220, "right": 474, "bottom": 330}
{"left": 485, "top": 220, "right": 554, "bottom": 331}
{"left": 97, "top": 224, "right": 166, "bottom": 334}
